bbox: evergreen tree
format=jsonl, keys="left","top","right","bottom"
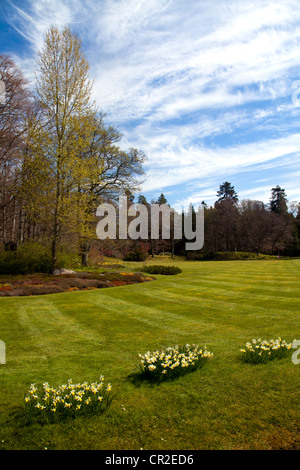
{"left": 216, "top": 182, "right": 238, "bottom": 203}
{"left": 269, "top": 185, "right": 287, "bottom": 214}
{"left": 124, "top": 189, "right": 135, "bottom": 202}
{"left": 215, "top": 182, "right": 239, "bottom": 251}
{"left": 137, "top": 195, "right": 148, "bottom": 205}
{"left": 157, "top": 193, "right": 168, "bottom": 205}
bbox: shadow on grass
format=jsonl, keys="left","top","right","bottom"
{"left": 237, "top": 351, "right": 294, "bottom": 366}
{"left": 4, "top": 406, "right": 32, "bottom": 428}
{"left": 125, "top": 371, "right": 161, "bottom": 388}
{"left": 126, "top": 365, "right": 207, "bottom": 388}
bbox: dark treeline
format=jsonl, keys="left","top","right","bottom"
{"left": 135, "top": 182, "right": 300, "bottom": 259}
{"left": 201, "top": 182, "right": 300, "bottom": 257}
{"left": 200, "top": 183, "right": 300, "bottom": 257}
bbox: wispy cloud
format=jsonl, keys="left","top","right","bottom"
{"left": 4, "top": 0, "right": 300, "bottom": 206}
{"left": 7, "top": 0, "right": 77, "bottom": 51}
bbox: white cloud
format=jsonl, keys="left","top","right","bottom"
{"left": 8, "top": 0, "right": 77, "bottom": 51}
{"left": 86, "top": 0, "right": 300, "bottom": 124}
{"left": 140, "top": 133, "right": 300, "bottom": 203}
{"left": 5, "top": 0, "right": 300, "bottom": 205}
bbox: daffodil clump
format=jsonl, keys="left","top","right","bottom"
{"left": 139, "top": 344, "right": 213, "bottom": 381}
{"left": 24, "top": 376, "right": 113, "bottom": 423}
{"left": 240, "top": 337, "right": 293, "bottom": 364}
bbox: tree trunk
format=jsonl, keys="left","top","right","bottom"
{"left": 51, "top": 234, "right": 58, "bottom": 271}
{"left": 51, "top": 206, "right": 59, "bottom": 271}
{"left": 79, "top": 237, "right": 91, "bottom": 267}
{"left": 80, "top": 244, "right": 89, "bottom": 266}
{"left": 150, "top": 239, "right": 155, "bottom": 257}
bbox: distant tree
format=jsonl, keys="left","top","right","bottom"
{"left": 238, "top": 200, "right": 270, "bottom": 253}
{"left": 268, "top": 211, "right": 294, "bottom": 255}
{"left": 156, "top": 193, "right": 171, "bottom": 253}
{"left": 215, "top": 182, "right": 239, "bottom": 251}
{"left": 137, "top": 194, "right": 148, "bottom": 205}
{"left": 269, "top": 185, "right": 287, "bottom": 214}
{"left": 295, "top": 205, "right": 300, "bottom": 251}
{"left": 202, "top": 205, "right": 218, "bottom": 252}
{"left": 267, "top": 187, "right": 294, "bottom": 254}
{"left": 216, "top": 182, "right": 238, "bottom": 203}
{"left": 157, "top": 193, "right": 168, "bottom": 205}
{"left": 124, "top": 189, "right": 135, "bottom": 202}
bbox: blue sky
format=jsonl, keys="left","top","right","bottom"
{"left": 1, "top": 0, "right": 300, "bottom": 209}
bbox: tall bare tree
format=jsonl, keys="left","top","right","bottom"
{"left": 35, "top": 26, "right": 94, "bottom": 268}
{"left": 0, "top": 55, "right": 32, "bottom": 247}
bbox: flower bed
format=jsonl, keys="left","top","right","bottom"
{"left": 240, "top": 337, "right": 293, "bottom": 364}
{"left": 0, "top": 271, "right": 155, "bottom": 296}
{"left": 138, "top": 344, "right": 213, "bottom": 381}
{"left": 24, "top": 377, "right": 113, "bottom": 423}
{"left": 0, "top": 283, "right": 12, "bottom": 291}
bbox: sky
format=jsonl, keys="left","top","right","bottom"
{"left": 1, "top": 0, "right": 300, "bottom": 210}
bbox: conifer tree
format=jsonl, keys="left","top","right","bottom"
{"left": 216, "top": 182, "right": 238, "bottom": 203}
{"left": 269, "top": 185, "right": 287, "bottom": 214}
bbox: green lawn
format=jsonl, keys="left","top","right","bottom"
{"left": 0, "top": 258, "right": 299, "bottom": 450}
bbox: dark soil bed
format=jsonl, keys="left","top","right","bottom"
{"left": 0, "top": 271, "right": 155, "bottom": 296}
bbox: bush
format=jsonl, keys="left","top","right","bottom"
{"left": 0, "top": 242, "right": 52, "bottom": 274}
{"left": 138, "top": 344, "right": 213, "bottom": 382}
{"left": 0, "top": 242, "right": 84, "bottom": 275}
{"left": 139, "top": 265, "right": 182, "bottom": 275}
{"left": 123, "top": 249, "right": 147, "bottom": 262}
{"left": 186, "top": 251, "right": 272, "bottom": 261}
{"left": 56, "top": 251, "right": 82, "bottom": 270}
